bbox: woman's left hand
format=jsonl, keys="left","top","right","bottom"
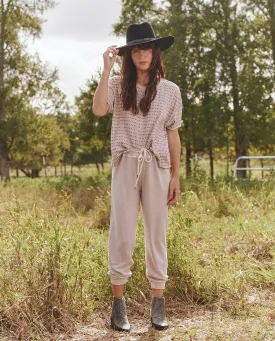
{"left": 167, "top": 177, "right": 180, "bottom": 206}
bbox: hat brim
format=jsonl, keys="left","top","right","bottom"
{"left": 117, "top": 36, "right": 174, "bottom": 56}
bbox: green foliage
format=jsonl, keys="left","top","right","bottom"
{"left": 53, "top": 174, "right": 83, "bottom": 191}
{"left": 2, "top": 0, "right": 275, "bottom": 181}
{"left": 74, "top": 75, "right": 112, "bottom": 170}
{"left": 9, "top": 113, "right": 70, "bottom": 175}
{"left": 0, "top": 0, "right": 75, "bottom": 180}
{"left": 112, "top": 0, "right": 275, "bottom": 179}
{"left": 112, "top": 0, "right": 158, "bottom": 35}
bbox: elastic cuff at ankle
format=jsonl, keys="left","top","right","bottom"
{"left": 111, "top": 278, "right": 128, "bottom": 286}
{"left": 150, "top": 281, "right": 166, "bottom": 290}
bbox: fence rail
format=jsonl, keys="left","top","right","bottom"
{"left": 233, "top": 156, "right": 275, "bottom": 180}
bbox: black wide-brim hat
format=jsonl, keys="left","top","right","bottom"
{"left": 117, "top": 22, "right": 174, "bottom": 56}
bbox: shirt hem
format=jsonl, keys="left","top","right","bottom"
{"left": 111, "top": 154, "right": 171, "bottom": 169}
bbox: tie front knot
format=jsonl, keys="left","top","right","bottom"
{"left": 138, "top": 148, "right": 153, "bottom": 163}
{"left": 123, "top": 148, "right": 153, "bottom": 189}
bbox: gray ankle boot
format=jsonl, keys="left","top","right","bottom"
{"left": 110, "top": 297, "right": 131, "bottom": 332}
{"left": 150, "top": 297, "right": 169, "bottom": 330}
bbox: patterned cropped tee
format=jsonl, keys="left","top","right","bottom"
{"left": 107, "top": 76, "right": 183, "bottom": 168}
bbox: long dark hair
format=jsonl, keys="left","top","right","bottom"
{"left": 120, "top": 42, "right": 165, "bottom": 116}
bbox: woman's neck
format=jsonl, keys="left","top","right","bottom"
{"left": 136, "top": 70, "right": 149, "bottom": 87}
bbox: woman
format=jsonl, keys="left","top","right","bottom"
{"left": 92, "top": 22, "right": 182, "bottom": 332}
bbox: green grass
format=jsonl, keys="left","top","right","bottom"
{"left": 0, "top": 172, "right": 274, "bottom": 339}
{"left": 10, "top": 155, "right": 275, "bottom": 181}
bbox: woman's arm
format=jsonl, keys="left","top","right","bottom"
{"left": 92, "top": 45, "right": 119, "bottom": 117}
{"left": 92, "top": 70, "right": 111, "bottom": 117}
{"left": 167, "top": 128, "right": 181, "bottom": 206}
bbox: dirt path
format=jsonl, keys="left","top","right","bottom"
{"left": 57, "top": 310, "right": 275, "bottom": 341}
{"left": 1, "top": 290, "right": 274, "bottom": 340}
{"left": 58, "top": 290, "right": 275, "bottom": 341}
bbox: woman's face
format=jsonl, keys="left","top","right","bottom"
{"left": 131, "top": 44, "right": 153, "bottom": 72}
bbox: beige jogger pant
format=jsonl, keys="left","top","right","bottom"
{"left": 107, "top": 149, "right": 171, "bottom": 290}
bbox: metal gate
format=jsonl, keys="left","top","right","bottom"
{"left": 233, "top": 156, "right": 275, "bottom": 180}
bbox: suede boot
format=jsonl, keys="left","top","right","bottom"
{"left": 150, "top": 297, "right": 169, "bottom": 330}
{"left": 110, "top": 296, "right": 131, "bottom": 332}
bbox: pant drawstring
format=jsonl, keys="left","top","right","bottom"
{"left": 123, "top": 148, "right": 153, "bottom": 189}
{"left": 133, "top": 149, "right": 152, "bottom": 189}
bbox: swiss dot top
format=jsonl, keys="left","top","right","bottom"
{"left": 107, "top": 75, "right": 183, "bottom": 168}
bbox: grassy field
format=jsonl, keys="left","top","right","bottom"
{"left": 11, "top": 156, "right": 275, "bottom": 179}
{"left": 10, "top": 156, "right": 275, "bottom": 180}
{"left": 0, "top": 168, "right": 274, "bottom": 340}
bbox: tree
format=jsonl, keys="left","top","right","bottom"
{"left": 10, "top": 110, "right": 70, "bottom": 177}
{"left": 113, "top": 0, "right": 275, "bottom": 179}
{"left": 244, "top": 0, "right": 275, "bottom": 68}
{"left": 112, "top": 0, "right": 214, "bottom": 177}
{"left": 0, "top": 0, "right": 55, "bottom": 181}
{"left": 75, "top": 74, "right": 112, "bottom": 173}
{"left": 204, "top": 0, "right": 275, "bottom": 177}
{"left": 57, "top": 112, "right": 81, "bottom": 175}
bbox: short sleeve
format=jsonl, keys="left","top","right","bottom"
{"left": 165, "top": 85, "right": 183, "bottom": 130}
{"left": 107, "top": 76, "right": 118, "bottom": 114}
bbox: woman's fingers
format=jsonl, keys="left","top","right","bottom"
{"left": 104, "top": 46, "right": 119, "bottom": 60}
{"left": 110, "top": 48, "right": 119, "bottom": 57}
{"left": 103, "top": 45, "right": 119, "bottom": 72}
{"left": 168, "top": 197, "right": 177, "bottom": 206}
{"left": 108, "top": 46, "right": 119, "bottom": 54}
{"left": 167, "top": 189, "right": 179, "bottom": 206}
{"left": 168, "top": 186, "right": 174, "bottom": 201}
{"left": 168, "top": 198, "right": 176, "bottom": 206}
{"left": 167, "top": 191, "right": 174, "bottom": 205}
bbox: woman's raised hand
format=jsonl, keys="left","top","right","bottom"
{"left": 103, "top": 45, "right": 119, "bottom": 73}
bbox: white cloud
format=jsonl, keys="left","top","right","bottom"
{"left": 28, "top": 36, "right": 125, "bottom": 103}
{"left": 42, "top": 0, "right": 123, "bottom": 41}
{"left": 27, "top": 0, "right": 125, "bottom": 104}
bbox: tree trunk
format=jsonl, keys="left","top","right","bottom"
{"left": 31, "top": 169, "right": 40, "bottom": 178}
{"left": 185, "top": 145, "right": 192, "bottom": 178}
{"left": 0, "top": 155, "right": 10, "bottom": 181}
{"left": 71, "top": 164, "right": 73, "bottom": 175}
{"left": 96, "top": 163, "right": 100, "bottom": 174}
{"left": 233, "top": 115, "right": 247, "bottom": 179}
{"left": 229, "top": 34, "right": 247, "bottom": 178}
{"left": 55, "top": 166, "right": 57, "bottom": 176}
{"left": 226, "top": 124, "right": 230, "bottom": 177}
{"left": 44, "top": 165, "right": 47, "bottom": 178}
{"left": 219, "top": 4, "right": 247, "bottom": 179}
{"left": 0, "top": 0, "right": 10, "bottom": 182}
{"left": 209, "top": 140, "right": 214, "bottom": 181}
{"left": 248, "top": 158, "right": 251, "bottom": 179}
{"left": 20, "top": 169, "right": 31, "bottom": 177}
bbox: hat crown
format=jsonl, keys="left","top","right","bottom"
{"left": 126, "top": 22, "right": 156, "bottom": 43}
{"left": 116, "top": 21, "right": 174, "bottom": 56}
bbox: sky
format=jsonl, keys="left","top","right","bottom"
{"left": 27, "top": 0, "right": 125, "bottom": 104}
